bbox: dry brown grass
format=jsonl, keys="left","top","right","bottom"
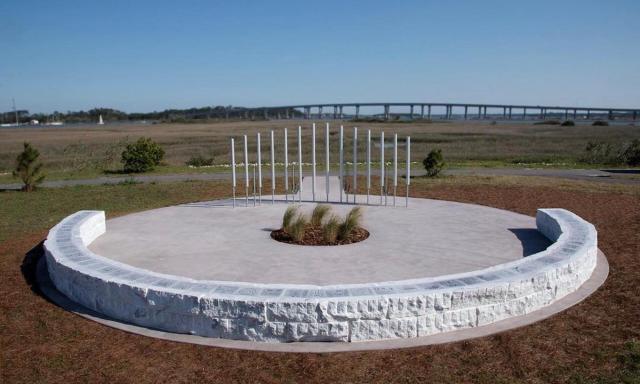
{"left": 1, "top": 178, "right": 639, "bottom": 383}
{"left": 2, "top": 120, "right": 639, "bottom": 176}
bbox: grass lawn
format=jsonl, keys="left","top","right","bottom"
{"left": 1, "top": 176, "right": 639, "bottom": 383}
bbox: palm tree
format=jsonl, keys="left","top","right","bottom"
{"left": 13, "top": 142, "right": 45, "bottom": 192}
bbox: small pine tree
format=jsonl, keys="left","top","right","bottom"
{"left": 121, "top": 137, "right": 165, "bottom": 173}
{"left": 422, "top": 149, "right": 445, "bottom": 177}
{"left": 13, "top": 142, "right": 45, "bottom": 192}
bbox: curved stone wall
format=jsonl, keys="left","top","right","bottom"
{"left": 44, "top": 207, "right": 597, "bottom": 343}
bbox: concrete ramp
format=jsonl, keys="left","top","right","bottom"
{"left": 299, "top": 176, "right": 344, "bottom": 202}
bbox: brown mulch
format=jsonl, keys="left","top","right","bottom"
{"left": 1, "top": 184, "right": 640, "bottom": 383}
{"left": 271, "top": 226, "right": 369, "bottom": 246}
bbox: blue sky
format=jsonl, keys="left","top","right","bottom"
{"left": 1, "top": 0, "right": 639, "bottom": 113}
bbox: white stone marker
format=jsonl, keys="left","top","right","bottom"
{"left": 406, "top": 136, "right": 411, "bottom": 207}
{"left": 257, "top": 133, "right": 262, "bottom": 205}
{"left": 366, "top": 129, "right": 371, "bottom": 204}
{"left": 298, "top": 126, "right": 302, "bottom": 202}
{"left": 243, "top": 134, "right": 249, "bottom": 207}
{"left": 270, "top": 130, "right": 275, "bottom": 204}
{"left": 339, "top": 125, "right": 344, "bottom": 203}
{"left": 353, "top": 127, "right": 357, "bottom": 204}
{"left": 284, "top": 128, "right": 288, "bottom": 202}
{"left": 231, "top": 138, "right": 236, "bottom": 207}
{"left": 393, "top": 133, "right": 398, "bottom": 207}
{"left": 312, "top": 123, "right": 316, "bottom": 201}
{"left": 325, "top": 122, "right": 330, "bottom": 202}
{"left": 380, "top": 131, "right": 385, "bottom": 205}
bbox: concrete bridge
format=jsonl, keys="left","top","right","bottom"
{"left": 227, "top": 102, "right": 639, "bottom": 121}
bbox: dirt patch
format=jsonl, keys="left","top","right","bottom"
{"left": 270, "top": 226, "right": 369, "bottom": 246}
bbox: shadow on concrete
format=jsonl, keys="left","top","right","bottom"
{"left": 508, "top": 228, "right": 551, "bottom": 257}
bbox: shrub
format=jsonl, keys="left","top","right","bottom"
{"left": 186, "top": 155, "right": 214, "bottom": 167}
{"left": 282, "top": 205, "right": 298, "bottom": 232}
{"left": 581, "top": 141, "right": 615, "bottom": 164}
{"left": 289, "top": 214, "right": 308, "bottom": 242}
{"left": 620, "top": 139, "right": 640, "bottom": 166}
{"left": 592, "top": 120, "right": 609, "bottom": 126}
{"left": 323, "top": 216, "right": 340, "bottom": 243}
{"left": 13, "top": 142, "right": 45, "bottom": 192}
{"left": 422, "top": 149, "right": 445, "bottom": 177}
{"left": 311, "top": 204, "right": 330, "bottom": 227}
{"left": 560, "top": 120, "right": 575, "bottom": 126}
{"left": 339, "top": 207, "right": 363, "bottom": 241}
{"left": 121, "top": 137, "right": 165, "bottom": 173}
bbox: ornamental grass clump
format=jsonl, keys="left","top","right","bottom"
{"left": 322, "top": 215, "right": 341, "bottom": 243}
{"left": 338, "top": 207, "right": 363, "bottom": 241}
{"left": 289, "top": 214, "right": 308, "bottom": 242}
{"left": 282, "top": 205, "right": 298, "bottom": 232}
{"left": 311, "top": 204, "right": 331, "bottom": 227}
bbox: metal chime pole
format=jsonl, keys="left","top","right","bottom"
{"left": 366, "top": 129, "right": 371, "bottom": 205}
{"left": 353, "top": 127, "right": 357, "bottom": 204}
{"left": 380, "top": 131, "right": 384, "bottom": 205}
{"left": 243, "top": 135, "right": 249, "bottom": 207}
{"left": 298, "top": 126, "right": 302, "bottom": 203}
{"left": 312, "top": 123, "right": 316, "bottom": 201}
{"left": 231, "top": 138, "right": 236, "bottom": 208}
{"left": 339, "top": 125, "right": 344, "bottom": 203}
{"left": 284, "top": 128, "right": 288, "bottom": 203}
{"left": 406, "top": 136, "right": 411, "bottom": 208}
{"left": 253, "top": 164, "right": 256, "bottom": 206}
{"left": 393, "top": 133, "right": 398, "bottom": 207}
{"left": 270, "top": 130, "right": 275, "bottom": 204}
{"left": 325, "top": 122, "right": 330, "bottom": 202}
{"left": 257, "top": 133, "right": 262, "bottom": 205}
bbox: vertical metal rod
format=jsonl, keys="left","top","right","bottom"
{"left": 393, "top": 133, "right": 398, "bottom": 207}
{"left": 380, "top": 131, "right": 385, "bottom": 205}
{"left": 270, "top": 130, "right": 275, "bottom": 204}
{"left": 257, "top": 133, "right": 262, "bottom": 205}
{"left": 284, "top": 128, "right": 288, "bottom": 203}
{"left": 325, "top": 122, "right": 330, "bottom": 202}
{"left": 253, "top": 164, "right": 256, "bottom": 206}
{"left": 406, "top": 136, "right": 411, "bottom": 208}
{"left": 353, "top": 127, "right": 358, "bottom": 204}
{"left": 244, "top": 135, "right": 249, "bottom": 207}
{"left": 339, "top": 125, "right": 344, "bottom": 203}
{"left": 231, "top": 138, "right": 236, "bottom": 208}
{"left": 312, "top": 123, "right": 316, "bottom": 201}
{"left": 366, "top": 129, "right": 371, "bottom": 205}
{"left": 298, "top": 126, "right": 302, "bottom": 202}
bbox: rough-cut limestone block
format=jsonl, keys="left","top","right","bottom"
{"left": 43, "top": 208, "right": 599, "bottom": 343}
{"left": 286, "top": 321, "right": 349, "bottom": 342}
{"left": 350, "top": 318, "right": 418, "bottom": 341}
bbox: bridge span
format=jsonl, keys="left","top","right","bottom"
{"left": 225, "top": 102, "right": 638, "bottom": 121}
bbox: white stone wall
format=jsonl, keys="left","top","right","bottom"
{"left": 44, "top": 208, "right": 597, "bottom": 343}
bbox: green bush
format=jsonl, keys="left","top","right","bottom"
{"left": 289, "top": 214, "right": 308, "bottom": 242}
{"left": 13, "top": 142, "right": 45, "bottom": 192}
{"left": 121, "top": 137, "right": 165, "bottom": 173}
{"left": 282, "top": 206, "right": 298, "bottom": 232}
{"left": 620, "top": 139, "right": 640, "bottom": 166}
{"left": 561, "top": 120, "right": 575, "bottom": 126}
{"left": 592, "top": 120, "right": 609, "bottom": 126}
{"left": 422, "top": 149, "right": 445, "bottom": 177}
{"left": 185, "top": 155, "right": 214, "bottom": 167}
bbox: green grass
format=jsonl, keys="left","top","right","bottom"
{"left": 0, "top": 180, "right": 230, "bottom": 244}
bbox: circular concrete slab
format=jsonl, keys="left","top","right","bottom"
{"left": 89, "top": 198, "right": 551, "bottom": 285}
